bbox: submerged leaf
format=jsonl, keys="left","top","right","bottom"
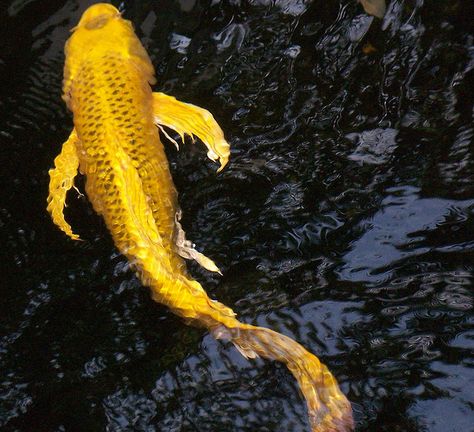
{"left": 359, "top": 0, "right": 386, "bottom": 18}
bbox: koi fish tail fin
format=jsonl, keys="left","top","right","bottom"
{"left": 152, "top": 280, "right": 353, "bottom": 430}
{"left": 211, "top": 323, "right": 354, "bottom": 432}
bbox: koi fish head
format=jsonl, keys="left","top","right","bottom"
{"left": 76, "top": 3, "right": 121, "bottom": 29}
{"left": 63, "top": 3, "right": 155, "bottom": 106}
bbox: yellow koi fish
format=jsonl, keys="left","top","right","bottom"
{"left": 47, "top": 4, "right": 353, "bottom": 431}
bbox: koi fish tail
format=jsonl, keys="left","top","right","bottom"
{"left": 213, "top": 322, "right": 354, "bottom": 432}
{"left": 161, "top": 279, "right": 353, "bottom": 432}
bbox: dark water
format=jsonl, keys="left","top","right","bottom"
{"left": 1, "top": 0, "right": 473, "bottom": 430}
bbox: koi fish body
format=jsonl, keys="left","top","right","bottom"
{"left": 47, "top": 4, "right": 353, "bottom": 431}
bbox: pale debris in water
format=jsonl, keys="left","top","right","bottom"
{"left": 346, "top": 128, "right": 398, "bottom": 165}
{"left": 348, "top": 14, "right": 374, "bottom": 42}
{"left": 169, "top": 33, "right": 191, "bottom": 54}
{"left": 359, "top": 0, "right": 386, "bottom": 18}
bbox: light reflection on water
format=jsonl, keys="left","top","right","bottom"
{"left": 339, "top": 186, "right": 474, "bottom": 284}
{"left": 1, "top": 0, "right": 473, "bottom": 431}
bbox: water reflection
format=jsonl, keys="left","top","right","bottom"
{"left": 1, "top": 0, "right": 473, "bottom": 431}
{"left": 339, "top": 186, "right": 474, "bottom": 283}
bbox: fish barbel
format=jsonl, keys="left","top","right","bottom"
{"left": 47, "top": 4, "right": 353, "bottom": 431}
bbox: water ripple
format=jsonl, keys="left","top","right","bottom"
{"left": 1, "top": 1, "right": 474, "bottom": 431}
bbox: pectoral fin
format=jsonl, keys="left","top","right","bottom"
{"left": 47, "top": 129, "right": 81, "bottom": 240}
{"left": 152, "top": 92, "right": 230, "bottom": 171}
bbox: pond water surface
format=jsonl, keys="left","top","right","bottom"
{"left": 1, "top": 0, "right": 473, "bottom": 431}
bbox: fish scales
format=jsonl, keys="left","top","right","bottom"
{"left": 72, "top": 53, "right": 182, "bottom": 268}
{"left": 68, "top": 41, "right": 225, "bottom": 315}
